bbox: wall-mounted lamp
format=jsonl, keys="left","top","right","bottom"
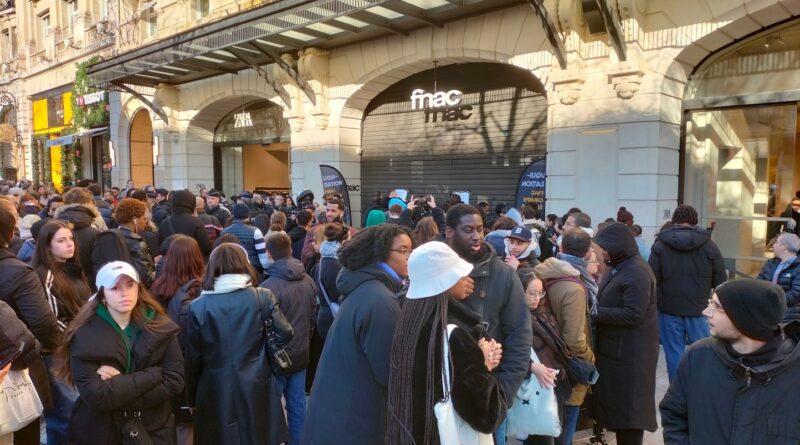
{"left": 109, "top": 140, "right": 116, "bottom": 168}
{"left": 153, "top": 135, "right": 160, "bottom": 166}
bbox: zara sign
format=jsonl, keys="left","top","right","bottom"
{"left": 410, "top": 89, "right": 472, "bottom": 123}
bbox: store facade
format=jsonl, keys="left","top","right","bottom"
{"left": 92, "top": 0, "right": 800, "bottom": 272}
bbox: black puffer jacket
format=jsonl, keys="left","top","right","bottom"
{"left": 312, "top": 256, "right": 342, "bottom": 340}
{"left": 118, "top": 227, "right": 156, "bottom": 288}
{"left": 261, "top": 257, "right": 317, "bottom": 374}
{"left": 158, "top": 190, "right": 212, "bottom": 257}
{"left": 649, "top": 225, "right": 727, "bottom": 316}
{"left": 592, "top": 223, "right": 659, "bottom": 432}
{"left": 660, "top": 321, "right": 800, "bottom": 445}
{"left": 55, "top": 204, "right": 101, "bottom": 285}
{"left": 758, "top": 257, "right": 800, "bottom": 321}
{"left": 68, "top": 309, "right": 183, "bottom": 445}
{"left": 0, "top": 299, "right": 41, "bottom": 370}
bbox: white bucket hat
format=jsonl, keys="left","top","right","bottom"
{"left": 96, "top": 261, "right": 140, "bottom": 289}
{"left": 406, "top": 241, "right": 473, "bottom": 299}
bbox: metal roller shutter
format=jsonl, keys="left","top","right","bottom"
{"left": 361, "top": 63, "right": 547, "bottom": 212}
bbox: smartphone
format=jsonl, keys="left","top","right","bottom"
{"left": 0, "top": 342, "right": 25, "bottom": 369}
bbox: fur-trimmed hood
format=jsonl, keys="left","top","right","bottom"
{"left": 54, "top": 203, "right": 100, "bottom": 230}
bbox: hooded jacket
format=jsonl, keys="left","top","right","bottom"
{"left": 458, "top": 242, "right": 532, "bottom": 407}
{"left": 261, "top": 257, "right": 317, "bottom": 374}
{"left": 158, "top": 190, "right": 212, "bottom": 256}
{"left": 592, "top": 223, "right": 659, "bottom": 431}
{"left": 534, "top": 258, "right": 594, "bottom": 406}
{"left": 660, "top": 321, "right": 800, "bottom": 445}
{"left": 758, "top": 257, "right": 800, "bottom": 321}
{"left": 649, "top": 225, "right": 727, "bottom": 317}
{"left": 0, "top": 299, "right": 41, "bottom": 370}
{"left": 118, "top": 227, "right": 156, "bottom": 288}
{"left": 55, "top": 203, "right": 101, "bottom": 284}
{"left": 303, "top": 265, "right": 403, "bottom": 445}
{"left": 94, "top": 197, "right": 114, "bottom": 228}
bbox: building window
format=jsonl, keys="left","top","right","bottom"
{"left": 142, "top": 6, "right": 157, "bottom": 37}
{"left": 37, "top": 10, "right": 50, "bottom": 46}
{"left": 67, "top": 1, "right": 79, "bottom": 36}
{"left": 193, "top": 0, "right": 209, "bottom": 20}
{"left": 0, "top": 28, "right": 15, "bottom": 61}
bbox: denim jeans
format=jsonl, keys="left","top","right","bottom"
{"left": 495, "top": 417, "right": 507, "bottom": 445}
{"left": 658, "top": 312, "right": 709, "bottom": 382}
{"left": 275, "top": 369, "right": 307, "bottom": 445}
{"left": 555, "top": 404, "right": 581, "bottom": 445}
{"left": 43, "top": 354, "right": 78, "bottom": 445}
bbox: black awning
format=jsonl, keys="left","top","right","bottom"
{"left": 88, "top": 0, "right": 523, "bottom": 88}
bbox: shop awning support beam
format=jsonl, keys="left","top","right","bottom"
{"left": 526, "top": 0, "right": 567, "bottom": 69}
{"left": 227, "top": 47, "right": 293, "bottom": 107}
{"left": 595, "top": 0, "right": 626, "bottom": 61}
{"left": 111, "top": 81, "right": 169, "bottom": 124}
{"left": 247, "top": 42, "right": 317, "bottom": 106}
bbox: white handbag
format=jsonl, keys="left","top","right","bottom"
{"left": 0, "top": 369, "right": 44, "bottom": 434}
{"left": 506, "top": 347, "right": 562, "bottom": 438}
{"left": 434, "top": 324, "right": 494, "bottom": 445}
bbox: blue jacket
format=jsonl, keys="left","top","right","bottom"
{"left": 221, "top": 221, "right": 267, "bottom": 274}
{"left": 758, "top": 257, "right": 800, "bottom": 321}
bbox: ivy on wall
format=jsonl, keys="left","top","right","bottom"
{"left": 72, "top": 56, "right": 108, "bottom": 129}
{"left": 31, "top": 140, "right": 40, "bottom": 185}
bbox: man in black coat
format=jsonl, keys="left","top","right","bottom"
{"left": 261, "top": 234, "right": 316, "bottom": 445}
{"left": 660, "top": 279, "right": 800, "bottom": 445}
{"left": 158, "top": 190, "right": 212, "bottom": 257}
{"left": 757, "top": 233, "right": 800, "bottom": 321}
{"left": 445, "top": 204, "right": 532, "bottom": 444}
{"left": 649, "top": 204, "right": 727, "bottom": 382}
{"left": 288, "top": 210, "right": 312, "bottom": 260}
{"left": 592, "top": 223, "right": 659, "bottom": 445}
{"left": 151, "top": 188, "right": 173, "bottom": 225}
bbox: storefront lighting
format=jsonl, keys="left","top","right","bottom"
{"left": 109, "top": 141, "right": 116, "bottom": 168}
{"left": 153, "top": 135, "right": 160, "bottom": 166}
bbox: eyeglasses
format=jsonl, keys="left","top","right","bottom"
{"left": 707, "top": 299, "right": 724, "bottom": 312}
{"left": 526, "top": 290, "right": 545, "bottom": 298}
{"left": 390, "top": 248, "right": 412, "bottom": 257}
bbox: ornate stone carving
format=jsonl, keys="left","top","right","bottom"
{"left": 550, "top": 66, "right": 585, "bottom": 106}
{"left": 607, "top": 61, "right": 645, "bottom": 100}
{"left": 297, "top": 48, "right": 330, "bottom": 130}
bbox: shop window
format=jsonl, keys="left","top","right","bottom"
{"left": 193, "top": 0, "right": 209, "bottom": 21}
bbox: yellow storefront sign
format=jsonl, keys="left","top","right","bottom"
{"left": 50, "top": 143, "right": 63, "bottom": 193}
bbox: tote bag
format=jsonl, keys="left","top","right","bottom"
{"left": 434, "top": 324, "right": 494, "bottom": 445}
{"left": 0, "top": 369, "right": 44, "bottom": 434}
{"left": 506, "top": 347, "right": 562, "bottom": 438}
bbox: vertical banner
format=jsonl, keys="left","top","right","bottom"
{"left": 320, "top": 164, "right": 353, "bottom": 226}
{"left": 515, "top": 157, "right": 546, "bottom": 213}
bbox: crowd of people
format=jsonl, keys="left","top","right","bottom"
{"left": 0, "top": 178, "right": 799, "bottom": 445}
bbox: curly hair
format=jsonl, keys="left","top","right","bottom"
{"left": 338, "top": 224, "right": 413, "bottom": 271}
{"left": 671, "top": 204, "right": 698, "bottom": 226}
{"left": 114, "top": 198, "right": 147, "bottom": 224}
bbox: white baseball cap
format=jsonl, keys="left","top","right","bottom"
{"left": 96, "top": 261, "right": 140, "bottom": 289}
{"left": 406, "top": 241, "right": 473, "bottom": 299}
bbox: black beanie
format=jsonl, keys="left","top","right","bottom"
{"left": 715, "top": 279, "right": 786, "bottom": 341}
{"left": 170, "top": 190, "right": 196, "bottom": 213}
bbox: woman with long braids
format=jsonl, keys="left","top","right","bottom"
{"left": 30, "top": 221, "right": 92, "bottom": 445}
{"left": 386, "top": 241, "right": 507, "bottom": 445}
{"left": 304, "top": 224, "right": 414, "bottom": 445}
{"left": 56, "top": 261, "right": 184, "bottom": 444}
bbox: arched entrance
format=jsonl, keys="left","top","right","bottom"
{"left": 211, "top": 99, "right": 290, "bottom": 197}
{"left": 129, "top": 109, "right": 154, "bottom": 187}
{"left": 360, "top": 62, "right": 547, "bottom": 211}
{"left": 682, "top": 18, "right": 800, "bottom": 276}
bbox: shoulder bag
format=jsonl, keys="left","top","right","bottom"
{"left": 434, "top": 324, "right": 494, "bottom": 445}
{"left": 0, "top": 368, "right": 43, "bottom": 434}
{"left": 506, "top": 347, "right": 562, "bottom": 438}
{"left": 255, "top": 288, "right": 293, "bottom": 374}
{"left": 317, "top": 259, "right": 340, "bottom": 316}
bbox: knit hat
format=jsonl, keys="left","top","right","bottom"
{"left": 170, "top": 189, "right": 196, "bottom": 213}
{"left": 407, "top": 241, "right": 473, "bottom": 299}
{"left": 365, "top": 209, "right": 386, "bottom": 227}
{"left": 617, "top": 207, "right": 634, "bottom": 226}
{"left": 388, "top": 197, "right": 406, "bottom": 210}
{"left": 232, "top": 203, "right": 250, "bottom": 220}
{"left": 715, "top": 279, "right": 786, "bottom": 341}
{"left": 18, "top": 214, "right": 41, "bottom": 240}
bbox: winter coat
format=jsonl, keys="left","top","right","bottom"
{"left": 16, "top": 239, "right": 35, "bottom": 262}
{"left": 757, "top": 257, "right": 800, "bottom": 321}
{"left": 36, "top": 263, "right": 91, "bottom": 330}
{"left": 300, "top": 224, "right": 358, "bottom": 267}
{"left": 0, "top": 248, "right": 59, "bottom": 408}
{"left": 287, "top": 226, "right": 307, "bottom": 260}
{"left": 538, "top": 226, "right": 558, "bottom": 262}
{"left": 303, "top": 265, "right": 403, "bottom": 445}
{"left": 534, "top": 258, "right": 594, "bottom": 406}
{"left": 206, "top": 205, "right": 231, "bottom": 227}
{"left": 649, "top": 225, "right": 727, "bottom": 317}
{"left": 94, "top": 197, "right": 114, "bottom": 228}
{"left": 261, "top": 257, "right": 317, "bottom": 374}
{"left": 55, "top": 203, "right": 101, "bottom": 285}
{"left": 660, "top": 321, "right": 800, "bottom": 445}
{"left": 458, "top": 243, "right": 532, "bottom": 407}
{"left": 119, "top": 227, "right": 156, "bottom": 288}
{"left": 389, "top": 299, "right": 507, "bottom": 444}
{"left": 185, "top": 285, "right": 292, "bottom": 445}
{"left": 592, "top": 223, "right": 659, "bottom": 432}
{"left": 158, "top": 214, "right": 212, "bottom": 257}
{"left": 152, "top": 202, "right": 173, "bottom": 225}
{"left": 0, "top": 299, "right": 41, "bottom": 370}
{"left": 485, "top": 229, "right": 511, "bottom": 260}
{"left": 68, "top": 309, "right": 184, "bottom": 445}
{"left": 780, "top": 207, "right": 800, "bottom": 236}
{"left": 312, "top": 256, "right": 342, "bottom": 340}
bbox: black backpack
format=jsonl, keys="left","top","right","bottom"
{"left": 91, "top": 229, "right": 133, "bottom": 277}
{"left": 167, "top": 279, "right": 200, "bottom": 350}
